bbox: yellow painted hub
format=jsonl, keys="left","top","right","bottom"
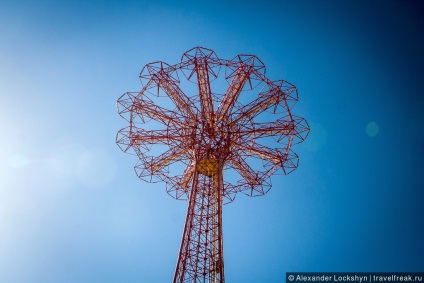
{"left": 197, "top": 158, "right": 219, "bottom": 177}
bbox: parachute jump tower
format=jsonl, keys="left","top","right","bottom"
{"left": 116, "top": 47, "right": 309, "bottom": 283}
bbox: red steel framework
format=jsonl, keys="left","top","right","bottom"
{"left": 116, "top": 47, "right": 309, "bottom": 282}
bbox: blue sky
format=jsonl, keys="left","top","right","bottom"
{"left": 0, "top": 0, "right": 423, "bottom": 282}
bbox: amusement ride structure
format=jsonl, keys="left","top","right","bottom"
{"left": 116, "top": 47, "right": 309, "bottom": 283}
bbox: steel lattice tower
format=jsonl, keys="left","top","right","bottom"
{"left": 116, "top": 47, "right": 309, "bottom": 282}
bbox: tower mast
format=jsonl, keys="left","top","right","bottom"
{"left": 116, "top": 47, "right": 309, "bottom": 282}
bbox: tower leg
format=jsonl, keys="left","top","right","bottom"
{"left": 173, "top": 169, "right": 225, "bottom": 283}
